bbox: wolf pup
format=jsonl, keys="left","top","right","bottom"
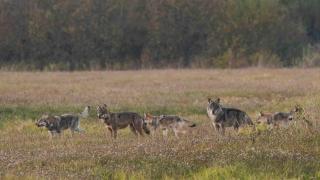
{"left": 257, "top": 105, "right": 302, "bottom": 128}
{"left": 35, "top": 106, "right": 89, "bottom": 137}
{"left": 97, "top": 104, "right": 150, "bottom": 138}
{"left": 144, "top": 113, "right": 196, "bottom": 137}
{"left": 207, "top": 98, "right": 253, "bottom": 134}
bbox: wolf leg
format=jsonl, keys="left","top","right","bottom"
{"left": 135, "top": 121, "right": 145, "bottom": 137}
{"left": 162, "top": 128, "right": 168, "bottom": 137}
{"left": 211, "top": 122, "right": 216, "bottom": 130}
{"left": 176, "top": 129, "right": 187, "bottom": 138}
{"left": 173, "top": 128, "right": 179, "bottom": 138}
{"left": 113, "top": 129, "right": 118, "bottom": 139}
{"left": 233, "top": 125, "right": 239, "bottom": 132}
{"left": 48, "top": 131, "right": 54, "bottom": 140}
{"left": 129, "top": 124, "right": 139, "bottom": 136}
{"left": 73, "top": 119, "right": 85, "bottom": 133}
{"left": 50, "top": 130, "right": 61, "bottom": 139}
{"left": 56, "top": 130, "right": 62, "bottom": 138}
{"left": 73, "top": 122, "right": 85, "bottom": 133}
{"left": 106, "top": 126, "right": 113, "bottom": 137}
{"left": 137, "top": 127, "right": 144, "bottom": 137}
{"left": 214, "top": 123, "right": 220, "bottom": 132}
{"left": 221, "top": 125, "right": 225, "bottom": 135}
{"left": 75, "top": 128, "right": 85, "bottom": 133}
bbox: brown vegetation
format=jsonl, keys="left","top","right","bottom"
{"left": 0, "top": 69, "right": 319, "bottom": 179}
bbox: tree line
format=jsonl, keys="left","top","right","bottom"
{"left": 0, "top": 0, "right": 320, "bottom": 70}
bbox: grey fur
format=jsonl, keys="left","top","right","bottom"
{"left": 80, "top": 106, "right": 91, "bottom": 118}
{"left": 144, "top": 113, "right": 196, "bottom": 137}
{"left": 35, "top": 106, "right": 89, "bottom": 138}
{"left": 36, "top": 114, "right": 84, "bottom": 137}
{"left": 207, "top": 98, "right": 253, "bottom": 134}
{"left": 97, "top": 104, "right": 150, "bottom": 138}
{"left": 257, "top": 106, "right": 300, "bottom": 127}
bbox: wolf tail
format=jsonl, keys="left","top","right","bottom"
{"left": 183, "top": 119, "right": 196, "bottom": 128}
{"left": 80, "top": 106, "right": 90, "bottom": 118}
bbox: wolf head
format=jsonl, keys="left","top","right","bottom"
{"left": 286, "top": 105, "right": 303, "bottom": 121}
{"left": 291, "top": 105, "right": 303, "bottom": 114}
{"left": 144, "top": 113, "right": 155, "bottom": 125}
{"left": 97, "top": 104, "right": 108, "bottom": 119}
{"left": 36, "top": 115, "right": 50, "bottom": 127}
{"left": 256, "top": 112, "right": 273, "bottom": 124}
{"left": 144, "top": 113, "right": 160, "bottom": 129}
{"left": 207, "top": 98, "right": 222, "bottom": 115}
{"left": 287, "top": 111, "right": 296, "bottom": 121}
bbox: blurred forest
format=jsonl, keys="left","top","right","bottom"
{"left": 0, "top": 0, "right": 320, "bottom": 70}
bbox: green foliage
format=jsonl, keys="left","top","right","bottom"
{"left": 0, "top": 0, "right": 319, "bottom": 70}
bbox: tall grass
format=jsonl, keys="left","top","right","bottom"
{"left": 0, "top": 69, "right": 319, "bottom": 179}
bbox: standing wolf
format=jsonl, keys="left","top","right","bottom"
{"left": 97, "top": 104, "right": 150, "bottom": 138}
{"left": 36, "top": 106, "right": 90, "bottom": 138}
{"left": 256, "top": 105, "right": 310, "bottom": 128}
{"left": 207, "top": 98, "right": 253, "bottom": 134}
{"left": 144, "top": 113, "right": 196, "bottom": 137}
{"left": 257, "top": 111, "right": 294, "bottom": 128}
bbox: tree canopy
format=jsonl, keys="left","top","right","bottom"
{"left": 0, "top": 0, "right": 319, "bottom": 70}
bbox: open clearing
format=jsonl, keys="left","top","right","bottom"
{"left": 0, "top": 69, "right": 320, "bottom": 179}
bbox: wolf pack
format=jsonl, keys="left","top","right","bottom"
{"left": 35, "top": 97, "right": 310, "bottom": 139}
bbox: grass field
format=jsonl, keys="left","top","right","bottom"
{"left": 0, "top": 69, "right": 320, "bottom": 179}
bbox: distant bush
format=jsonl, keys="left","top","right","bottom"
{"left": 0, "top": 0, "right": 319, "bottom": 70}
{"left": 302, "top": 44, "right": 320, "bottom": 67}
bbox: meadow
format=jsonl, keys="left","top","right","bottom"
{"left": 0, "top": 69, "right": 319, "bottom": 179}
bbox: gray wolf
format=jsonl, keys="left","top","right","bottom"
{"left": 144, "top": 113, "right": 196, "bottom": 137}
{"left": 207, "top": 98, "right": 254, "bottom": 134}
{"left": 35, "top": 106, "right": 89, "bottom": 137}
{"left": 256, "top": 105, "right": 310, "bottom": 128}
{"left": 97, "top": 104, "right": 150, "bottom": 138}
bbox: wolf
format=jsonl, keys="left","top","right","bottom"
{"left": 256, "top": 112, "right": 273, "bottom": 125}
{"left": 35, "top": 106, "right": 89, "bottom": 137}
{"left": 256, "top": 105, "right": 307, "bottom": 128}
{"left": 207, "top": 98, "right": 254, "bottom": 134}
{"left": 97, "top": 104, "right": 150, "bottom": 138}
{"left": 144, "top": 113, "right": 196, "bottom": 137}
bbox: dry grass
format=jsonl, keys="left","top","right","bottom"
{"left": 0, "top": 68, "right": 320, "bottom": 179}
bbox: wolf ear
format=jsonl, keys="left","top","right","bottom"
{"left": 42, "top": 114, "right": 50, "bottom": 119}
{"left": 215, "top": 98, "right": 220, "bottom": 103}
{"left": 103, "top": 104, "right": 107, "bottom": 108}
{"left": 259, "top": 111, "right": 264, "bottom": 116}
{"left": 208, "top": 98, "right": 212, "bottom": 103}
{"left": 294, "top": 104, "right": 302, "bottom": 112}
{"left": 144, "top": 113, "right": 153, "bottom": 121}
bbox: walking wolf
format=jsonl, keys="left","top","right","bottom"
{"left": 144, "top": 113, "right": 196, "bottom": 137}
{"left": 36, "top": 106, "right": 89, "bottom": 138}
{"left": 207, "top": 98, "right": 253, "bottom": 134}
{"left": 97, "top": 104, "right": 150, "bottom": 138}
{"left": 256, "top": 105, "right": 311, "bottom": 128}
